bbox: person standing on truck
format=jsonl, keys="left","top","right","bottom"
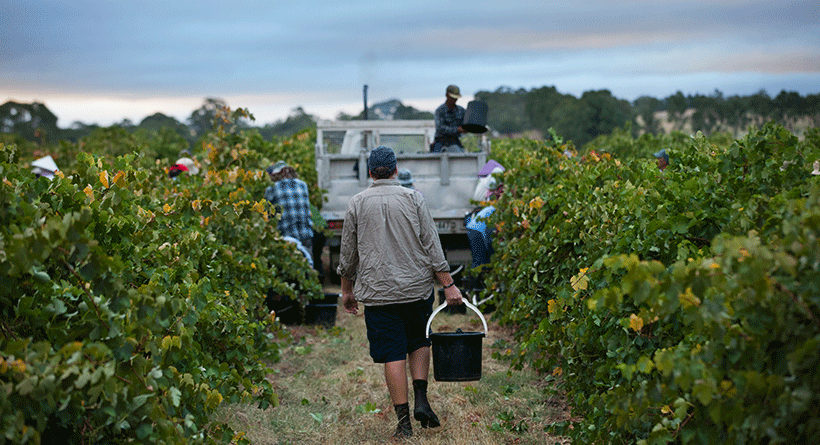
{"left": 431, "top": 85, "right": 466, "bottom": 153}
{"left": 337, "top": 146, "right": 464, "bottom": 438}
{"left": 265, "top": 161, "right": 314, "bottom": 260}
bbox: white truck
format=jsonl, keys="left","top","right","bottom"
{"left": 314, "top": 119, "right": 491, "bottom": 278}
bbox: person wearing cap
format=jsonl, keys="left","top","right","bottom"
{"left": 337, "top": 146, "right": 463, "bottom": 438}
{"left": 431, "top": 85, "right": 466, "bottom": 153}
{"left": 168, "top": 163, "right": 189, "bottom": 179}
{"left": 654, "top": 149, "right": 670, "bottom": 171}
{"left": 30, "top": 155, "right": 59, "bottom": 180}
{"left": 264, "top": 161, "right": 314, "bottom": 258}
{"left": 175, "top": 156, "right": 200, "bottom": 176}
{"left": 397, "top": 168, "right": 414, "bottom": 189}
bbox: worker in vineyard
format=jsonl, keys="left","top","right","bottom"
{"left": 337, "top": 146, "right": 463, "bottom": 438}
{"left": 265, "top": 161, "right": 314, "bottom": 261}
{"left": 398, "top": 168, "right": 414, "bottom": 189}
{"left": 431, "top": 85, "right": 466, "bottom": 153}
{"left": 654, "top": 149, "right": 670, "bottom": 172}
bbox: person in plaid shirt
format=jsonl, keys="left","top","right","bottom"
{"left": 431, "top": 84, "right": 466, "bottom": 153}
{"left": 265, "top": 161, "right": 314, "bottom": 258}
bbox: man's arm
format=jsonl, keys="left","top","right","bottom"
{"left": 435, "top": 271, "right": 463, "bottom": 306}
{"left": 341, "top": 276, "right": 358, "bottom": 315}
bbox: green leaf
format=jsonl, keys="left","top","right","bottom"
{"left": 169, "top": 387, "right": 182, "bottom": 407}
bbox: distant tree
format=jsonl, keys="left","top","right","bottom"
{"left": 115, "top": 119, "right": 136, "bottom": 130}
{"left": 724, "top": 94, "right": 750, "bottom": 135}
{"left": 806, "top": 93, "right": 820, "bottom": 128}
{"left": 748, "top": 89, "right": 774, "bottom": 121}
{"left": 60, "top": 121, "right": 101, "bottom": 143}
{"left": 258, "top": 107, "right": 317, "bottom": 139}
{"left": 139, "top": 112, "right": 192, "bottom": 148}
{"left": 525, "top": 86, "right": 570, "bottom": 137}
{"left": 550, "top": 97, "right": 591, "bottom": 146}
{"left": 0, "top": 101, "right": 60, "bottom": 143}
{"left": 579, "top": 90, "right": 631, "bottom": 141}
{"left": 188, "top": 98, "right": 229, "bottom": 139}
{"left": 773, "top": 90, "right": 803, "bottom": 123}
{"left": 134, "top": 127, "right": 191, "bottom": 162}
{"left": 475, "top": 87, "right": 531, "bottom": 135}
{"left": 688, "top": 91, "right": 722, "bottom": 135}
{"left": 633, "top": 95, "right": 662, "bottom": 135}
{"left": 392, "top": 103, "right": 433, "bottom": 120}
{"left": 665, "top": 91, "right": 688, "bottom": 131}
{"left": 79, "top": 126, "right": 145, "bottom": 162}
{"left": 336, "top": 100, "right": 432, "bottom": 121}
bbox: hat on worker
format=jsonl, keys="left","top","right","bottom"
{"left": 653, "top": 149, "right": 669, "bottom": 163}
{"left": 446, "top": 85, "right": 461, "bottom": 99}
{"left": 267, "top": 161, "right": 289, "bottom": 176}
{"left": 175, "top": 157, "right": 199, "bottom": 175}
{"left": 368, "top": 146, "right": 397, "bottom": 174}
{"left": 477, "top": 160, "right": 504, "bottom": 177}
{"left": 398, "top": 168, "right": 414, "bottom": 188}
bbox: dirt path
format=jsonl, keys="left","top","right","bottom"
{"left": 216, "top": 289, "right": 570, "bottom": 444}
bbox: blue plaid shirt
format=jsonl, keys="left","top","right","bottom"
{"left": 264, "top": 178, "right": 313, "bottom": 242}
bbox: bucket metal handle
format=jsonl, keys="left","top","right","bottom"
{"left": 426, "top": 300, "right": 488, "bottom": 338}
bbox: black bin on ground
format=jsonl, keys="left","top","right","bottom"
{"left": 304, "top": 293, "right": 339, "bottom": 327}
{"left": 426, "top": 300, "right": 488, "bottom": 381}
{"left": 265, "top": 290, "right": 303, "bottom": 325}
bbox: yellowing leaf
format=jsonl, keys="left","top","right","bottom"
{"left": 679, "top": 287, "right": 701, "bottom": 307}
{"left": 206, "top": 389, "right": 224, "bottom": 409}
{"left": 252, "top": 200, "right": 266, "bottom": 213}
{"left": 528, "top": 196, "right": 544, "bottom": 211}
{"left": 192, "top": 200, "right": 201, "bottom": 211}
{"left": 629, "top": 314, "right": 644, "bottom": 332}
{"left": 552, "top": 367, "right": 563, "bottom": 376}
{"left": 113, "top": 170, "right": 126, "bottom": 187}
{"left": 99, "top": 171, "right": 109, "bottom": 188}
{"left": 547, "top": 299, "right": 557, "bottom": 314}
{"left": 83, "top": 185, "right": 94, "bottom": 200}
{"left": 571, "top": 268, "right": 590, "bottom": 292}
{"left": 163, "top": 203, "right": 173, "bottom": 213}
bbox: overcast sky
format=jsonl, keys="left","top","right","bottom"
{"left": 2, "top": 0, "right": 818, "bottom": 127}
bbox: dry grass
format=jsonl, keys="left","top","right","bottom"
{"left": 214, "top": 290, "right": 571, "bottom": 444}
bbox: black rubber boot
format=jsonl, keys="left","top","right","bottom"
{"left": 413, "top": 380, "right": 441, "bottom": 428}
{"left": 393, "top": 403, "right": 412, "bottom": 438}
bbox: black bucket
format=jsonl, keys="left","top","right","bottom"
{"left": 462, "top": 100, "right": 489, "bottom": 134}
{"left": 305, "top": 293, "right": 338, "bottom": 327}
{"left": 426, "top": 301, "right": 488, "bottom": 382}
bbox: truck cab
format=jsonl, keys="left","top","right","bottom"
{"left": 315, "top": 119, "right": 490, "bottom": 276}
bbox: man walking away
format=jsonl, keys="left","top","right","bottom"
{"left": 337, "top": 146, "right": 464, "bottom": 438}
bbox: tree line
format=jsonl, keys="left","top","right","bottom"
{"left": 2, "top": 87, "right": 819, "bottom": 153}
{"left": 476, "top": 86, "right": 820, "bottom": 146}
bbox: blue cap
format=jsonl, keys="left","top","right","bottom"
{"left": 368, "top": 146, "right": 397, "bottom": 173}
{"left": 267, "top": 160, "right": 289, "bottom": 175}
{"left": 653, "top": 149, "right": 669, "bottom": 162}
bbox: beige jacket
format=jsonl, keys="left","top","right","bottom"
{"left": 336, "top": 179, "right": 449, "bottom": 306}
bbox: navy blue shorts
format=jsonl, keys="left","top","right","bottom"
{"left": 364, "top": 294, "right": 434, "bottom": 363}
